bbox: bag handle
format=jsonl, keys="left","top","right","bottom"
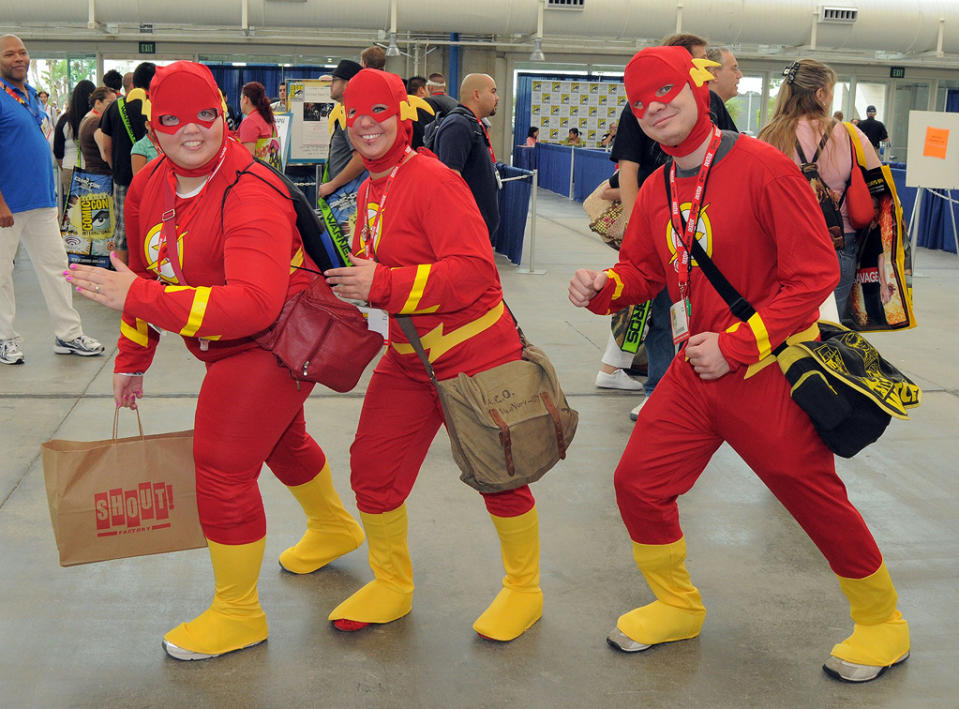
{"left": 112, "top": 407, "right": 145, "bottom": 441}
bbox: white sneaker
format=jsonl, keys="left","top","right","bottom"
{"left": 595, "top": 369, "right": 643, "bottom": 391}
{"left": 629, "top": 398, "right": 648, "bottom": 421}
{"left": 53, "top": 334, "right": 104, "bottom": 357}
{"left": 822, "top": 651, "right": 909, "bottom": 683}
{"left": 0, "top": 338, "right": 24, "bottom": 365}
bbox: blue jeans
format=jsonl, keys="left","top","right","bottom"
{"left": 644, "top": 287, "right": 675, "bottom": 396}
{"left": 834, "top": 231, "right": 858, "bottom": 321}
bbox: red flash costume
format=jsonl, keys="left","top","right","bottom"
{"left": 326, "top": 70, "right": 542, "bottom": 642}
{"left": 116, "top": 62, "right": 364, "bottom": 661}
{"left": 587, "top": 47, "right": 909, "bottom": 683}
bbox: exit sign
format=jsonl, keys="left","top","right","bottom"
{"left": 890, "top": 66, "right": 905, "bottom": 79}
{"left": 139, "top": 41, "right": 156, "bottom": 55}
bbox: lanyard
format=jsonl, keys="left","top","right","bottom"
{"left": 668, "top": 126, "right": 722, "bottom": 300}
{"left": 464, "top": 107, "right": 496, "bottom": 163}
{"left": 361, "top": 146, "right": 413, "bottom": 258}
{"left": 159, "top": 154, "right": 227, "bottom": 284}
{"left": 1, "top": 79, "right": 42, "bottom": 128}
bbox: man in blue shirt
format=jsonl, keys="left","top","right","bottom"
{"left": 0, "top": 35, "right": 103, "bottom": 364}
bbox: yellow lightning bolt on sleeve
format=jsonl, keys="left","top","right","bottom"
{"left": 690, "top": 58, "right": 721, "bottom": 87}
{"left": 605, "top": 269, "right": 624, "bottom": 299}
{"left": 178, "top": 287, "right": 212, "bottom": 337}
{"left": 120, "top": 318, "right": 150, "bottom": 347}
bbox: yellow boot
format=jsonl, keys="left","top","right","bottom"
{"left": 279, "top": 463, "right": 365, "bottom": 574}
{"left": 607, "top": 537, "right": 706, "bottom": 652}
{"left": 163, "top": 538, "right": 269, "bottom": 661}
{"left": 328, "top": 505, "right": 414, "bottom": 630}
{"left": 823, "top": 561, "right": 910, "bottom": 682}
{"left": 473, "top": 507, "right": 544, "bottom": 642}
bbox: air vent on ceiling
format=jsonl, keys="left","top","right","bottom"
{"left": 547, "top": 0, "right": 586, "bottom": 10}
{"left": 819, "top": 6, "right": 859, "bottom": 23}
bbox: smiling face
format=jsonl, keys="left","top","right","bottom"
{"left": 155, "top": 116, "right": 224, "bottom": 171}
{"left": 0, "top": 36, "right": 29, "bottom": 87}
{"left": 348, "top": 109, "right": 398, "bottom": 161}
{"left": 711, "top": 50, "right": 742, "bottom": 101}
{"left": 637, "top": 83, "right": 698, "bottom": 147}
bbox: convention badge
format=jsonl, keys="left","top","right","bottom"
{"left": 670, "top": 298, "right": 691, "bottom": 347}
{"left": 358, "top": 306, "right": 389, "bottom": 341}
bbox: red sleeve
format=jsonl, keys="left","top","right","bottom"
{"left": 365, "top": 171, "right": 502, "bottom": 315}
{"left": 121, "top": 175, "right": 297, "bottom": 340}
{"left": 717, "top": 171, "right": 839, "bottom": 365}
{"left": 587, "top": 184, "right": 668, "bottom": 316}
{"left": 236, "top": 113, "right": 268, "bottom": 143}
{"left": 115, "top": 169, "right": 161, "bottom": 373}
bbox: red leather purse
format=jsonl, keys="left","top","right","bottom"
{"left": 844, "top": 135, "right": 875, "bottom": 230}
{"left": 254, "top": 275, "right": 384, "bottom": 391}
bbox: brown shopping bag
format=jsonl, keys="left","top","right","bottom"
{"left": 41, "top": 409, "right": 206, "bottom": 566}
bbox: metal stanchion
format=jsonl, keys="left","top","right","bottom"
{"left": 517, "top": 168, "right": 545, "bottom": 275}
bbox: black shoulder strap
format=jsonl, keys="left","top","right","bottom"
{"left": 662, "top": 165, "right": 755, "bottom": 324}
{"left": 795, "top": 132, "right": 830, "bottom": 166}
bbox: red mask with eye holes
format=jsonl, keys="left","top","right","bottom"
{"left": 149, "top": 61, "right": 227, "bottom": 176}
{"left": 624, "top": 46, "right": 717, "bottom": 158}
{"left": 343, "top": 69, "right": 414, "bottom": 174}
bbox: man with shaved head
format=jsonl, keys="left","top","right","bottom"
{"left": 0, "top": 35, "right": 102, "bottom": 364}
{"left": 433, "top": 73, "right": 500, "bottom": 237}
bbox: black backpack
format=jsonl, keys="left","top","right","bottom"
{"left": 423, "top": 105, "right": 486, "bottom": 152}
{"left": 222, "top": 157, "right": 350, "bottom": 272}
{"left": 795, "top": 135, "right": 845, "bottom": 249}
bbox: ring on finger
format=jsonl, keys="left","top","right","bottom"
{"left": 95, "top": 284, "right": 101, "bottom": 293}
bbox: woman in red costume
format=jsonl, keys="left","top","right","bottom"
{"left": 323, "top": 69, "right": 543, "bottom": 641}
{"left": 63, "top": 61, "right": 365, "bottom": 661}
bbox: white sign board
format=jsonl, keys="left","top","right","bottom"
{"left": 287, "top": 79, "right": 334, "bottom": 164}
{"left": 905, "top": 110, "right": 959, "bottom": 190}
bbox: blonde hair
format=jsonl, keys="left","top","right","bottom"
{"left": 758, "top": 59, "right": 838, "bottom": 157}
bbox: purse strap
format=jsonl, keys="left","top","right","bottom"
{"left": 162, "top": 180, "right": 190, "bottom": 286}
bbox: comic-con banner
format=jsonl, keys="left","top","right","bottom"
{"left": 60, "top": 168, "right": 115, "bottom": 269}
{"left": 529, "top": 79, "right": 627, "bottom": 148}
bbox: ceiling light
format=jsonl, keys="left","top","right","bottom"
{"left": 530, "top": 38, "right": 545, "bottom": 62}
{"left": 386, "top": 32, "right": 401, "bottom": 57}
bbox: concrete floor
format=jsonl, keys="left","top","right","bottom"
{"left": 1, "top": 192, "right": 956, "bottom": 708}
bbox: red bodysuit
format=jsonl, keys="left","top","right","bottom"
{"left": 589, "top": 134, "right": 884, "bottom": 580}
{"left": 348, "top": 149, "right": 533, "bottom": 517}
{"left": 117, "top": 139, "right": 327, "bottom": 544}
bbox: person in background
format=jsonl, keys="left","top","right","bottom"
{"left": 323, "top": 68, "right": 544, "bottom": 643}
{"left": 270, "top": 82, "right": 287, "bottom": 112}
{"left": 758, "top": 59, "right": 886, "bottom": 320}
{"left": 129, "top": 94, "right": 158, "bottom": 176}
{"left": 221, "top": 89, "right": 240, "bottom": 133}
{"left": 102, "top": 69, "right": 123, "bottom": 97}
{"left": 705, "top": 47, "right": 743, "bottom": 104}
{"left": 563, "top": 127, "right": 582, "bottom": 146}
{"left": 526, "top": 126, "right": 539, "bottom": 146}
{"left": 77, "top": 86, "right": 114, "bottom": 176}
{"left": 52, "top": 80, "right": 95, "bottom": 201}
{"left": 833, "top": 110, "right": 844, "bottom": 122}
{"left": 360, "top": 46, "right": 386, "bottom": 70}
{"left": 600, "top": 121, "right": 618, "bottom": 149}
{"left": 318, "top": 59, "right": 365, "bottom": 199}
{"left": 0, "top": 34, "right": 103, "bottom": 365}
{"left": 64, "top": 60, "right": 364, "bottom": 661}
{"left": 857, "top": 105, "right": 889, "bottom": 156}
{"left": 237, "top": 81, "right": 280, "bottom": 168}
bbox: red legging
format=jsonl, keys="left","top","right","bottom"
{"left": 193, "top": 346, "right": 327, "bottom": 545}
{"left": 350, "top": 354, "right": 535, "bottom": 517}
{"left": 615, "top": 357, "right": 884, "bottom": 580}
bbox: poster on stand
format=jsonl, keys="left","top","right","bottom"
{"left": 287, "top": 79, "right": 334, "bottom": 163}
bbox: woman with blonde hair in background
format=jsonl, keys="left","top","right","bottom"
{"left": 759, "top": 59, "right": 891, "bottom": 319}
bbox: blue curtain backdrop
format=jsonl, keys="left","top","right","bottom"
{"left": 204, "top": 64, "right": 334, "bottom": 121}
{"left": 493, "top": 164, "right": 533, "bottom": 264}
{"left": 946, "top": 89, "right": 959, "bottom": 113}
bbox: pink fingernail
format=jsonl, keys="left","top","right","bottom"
{"left": 135, "top": 391, "right": 142, "bottom": 396}
{"left": 65, "top": 275, "right": 72, "bottom": 281}
{"left": 69, "top": 263, "right": 77, "bottom": 270}
{"left": 76, "top": 286, "right": 82, "bottom": 292}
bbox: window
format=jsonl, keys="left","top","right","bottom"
{"left": 725, "top": 75, "right": 764, "bottom": 136}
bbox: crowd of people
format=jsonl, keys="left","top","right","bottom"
{"left": 0, "top": 30, "right": 910, "bottom": 686}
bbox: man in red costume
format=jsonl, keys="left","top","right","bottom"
{"left": 569, "top": 47, "right": 909, "bottom": 683}
{"left": 65, "top": 61, "right": 365, "bottom": 660}
{"left": 323, "top": 69, "right": 543, "bottom": 641}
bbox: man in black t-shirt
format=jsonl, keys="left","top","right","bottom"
{"left": 434, "top": 73, "right": 500, "bottom": 237}
{"left": 97, "top": 62, "right": 155, "bottom": 261}
{"left": 858, "top": 106, "right": 889, "bottom": 155}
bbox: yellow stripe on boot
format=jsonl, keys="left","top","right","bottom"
{"left": 163, "top": 538, "right": 269, "bottom": 661}
{"left": 830, "top": 562, "right": 910, "bottom": 667}
{"left": 615, "top": 537, "right": 706, "bottom": 647}
{"left": 473, "top": 507, "right": 544, "bottom": 642}
{"left": 279, "top": 463, "right": 365, "bottom": 574}
{"left": 328, "top": 505, "right": 414, "bottom": 627}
